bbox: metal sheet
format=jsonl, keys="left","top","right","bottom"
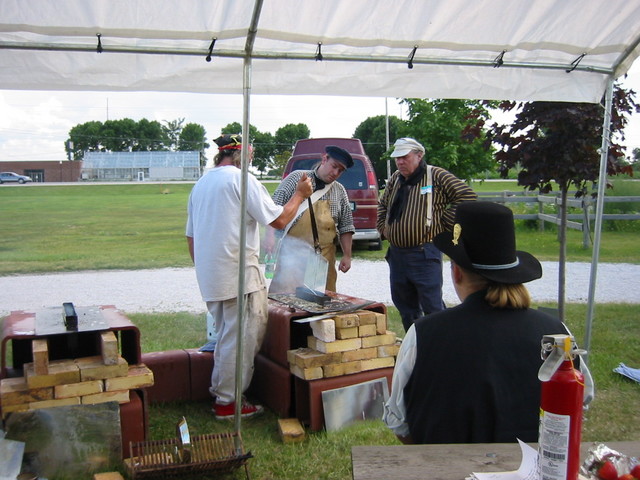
{"left": 303, "top": 251, "right": 328, "bottom": 294}
{"left": 268, "top": 294, "right": 354, "bottom": 314}
{"left": 4, "top": 402, "right": 122, "bottom": 478}
{"left": 321, "top": 378, "right": 389, "bottom": 432}
{"left": 35, "top": 305, "right": 109, "bottom": 336}
{"left": 0, "top": 436, "right": 25, "bottom": 480}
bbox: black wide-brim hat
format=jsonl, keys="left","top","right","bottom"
{"left": 433, "top": 201, "right": 542, "bottom": 284}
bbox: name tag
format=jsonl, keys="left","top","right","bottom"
{"left": 421, "top": 186, "right": 432, "bottom": 194}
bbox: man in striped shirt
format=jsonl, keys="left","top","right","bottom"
{"left": 377, "top": 137, "right": 477, "bottom": 331}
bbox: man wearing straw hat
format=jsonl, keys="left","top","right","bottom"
{"left": 383, "top": 201, "right": 571, "bottom": 444}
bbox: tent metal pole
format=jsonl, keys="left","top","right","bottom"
{"left": 583, "top": 77, "right": 614, "bottom": 362}
{"left": 233, "top": 53, "right": 251, "bottom": 443}
{"left": 233, "top": 0, "right": 263, "bottom": 447}
{"left": 0, "top": 40, "right": 614, "bottom": 75}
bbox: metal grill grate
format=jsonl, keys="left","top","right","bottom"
{"left": 125, "top": 431, "right": 251, "bottom": 479}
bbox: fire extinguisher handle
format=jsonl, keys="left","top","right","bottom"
{"left": 538, "top": 348, "right": 565, "bottom": 381}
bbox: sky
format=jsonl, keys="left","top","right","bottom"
{"left": 1, "top": 60, "right": 639, "bottom": 164}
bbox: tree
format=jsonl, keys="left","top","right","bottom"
{"left": 488, "top": 82, "right": 638, "bottom": 320}
{"left": 220, "top": 122, "right": 278, "bottom": 176}
{"left": 270, "top": 151, "right": 291, "bottom": 177}
{"left": 400, "top": 99, "right": 496, "bottom": 180}
{"left": 163, "top": 118, "right": 185, "bottom": 150}
{"left": 134, "top": 118, "right": 168, "bottom": 151}
{"left": 353, "top": 114, "right": 403, "bottom": 185}
{"left": 274, "top": 123, "right": 310, "bottom": 156}
{"left": 68, "top": 118, "right": 207, "bottom": 160}
{"left": 68, "top": 120, "right": 106, "bottom": 158}
{"left": 178, "top": 123, "right": 209, "bottom": 152}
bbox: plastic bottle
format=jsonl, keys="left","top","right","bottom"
{"left": 264, "top": 253, "right": 275, "bottom": 279}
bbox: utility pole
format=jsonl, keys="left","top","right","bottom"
{"left": 385, "top": 98, "right": 391, "bottom": 183}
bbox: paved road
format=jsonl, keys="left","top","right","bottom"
{"left": 1, "top": 260, "right": 638, "bottom": 318}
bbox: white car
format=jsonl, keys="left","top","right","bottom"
{"left": 0, "top": 172, "right": 33, "bottom": 184}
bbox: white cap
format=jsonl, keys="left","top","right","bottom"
{"left": 390, "top": 137, "right": 425, "bottom": 157}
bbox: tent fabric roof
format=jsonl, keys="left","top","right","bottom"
{"left": 1, "top": 0, "right": 640, "bottom": 103}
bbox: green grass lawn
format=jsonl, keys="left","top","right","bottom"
{"left": 0, "top": 181, "right": 638, "bottom": 275}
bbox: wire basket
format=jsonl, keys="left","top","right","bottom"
{"left": 125, "top": 431, "right": 252, "bottom": 479}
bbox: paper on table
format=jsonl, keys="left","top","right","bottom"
{"left": 467, "top": 439, "right": 538, "bottom": 480}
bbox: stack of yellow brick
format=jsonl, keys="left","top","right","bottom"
{"left": 287, "top": 310, "right": 400, "bottom": 380}
{"left": 0, "top": 331, "right": 154, "bottom": 419}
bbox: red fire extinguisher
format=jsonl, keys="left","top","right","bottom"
{"left": 538, "top": 334, "right": 585, "bottom": 480}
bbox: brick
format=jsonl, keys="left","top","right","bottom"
{"left": 374, "top": 312, "right": 387, "bottom": 334}
{"left": 277, "top": 418, "right": 306, "bottom": 443}
{"left": 94, "top": 473, "right": 125, "bottom": 480}
{"left": 104, "top": 364, "right": 154, "bottom": 391}
{"left": 361, "top": 331, "right": 397, "bottom": 348}
{"left": 82, "top": 389, "right": 130, "bottom": 405}
{"left": 341, "top": 347, "right": 378, "bottom": 363}
{"left": 55, "top": 380, "right": 104, "bottom": 399}
{"left": 358, "top": 324, "right": 377, "bottom": 337}
{"left": 2, "top": 403, "right": 29, "bottom": 418}
{"left": 334, "top": 313, "right": 359, "bottom": 328}
{"left": 377, "top": 344, "right": 400, "bottom": 358}
{"left": 25, "top": 359, "right": 80, "bottom": 388}
{"left": 321, "top": 362, "right": 344, "bottom": 377}
{"left": 335, "top": 326, "right": 358, "bottom": 339}
{"left": 356, "top": 310, "right": 378, "bottom": 325}
{"left": 30, "top": 396, "right": 81, "bottom": 410}
{"left": 361, "top": 356, "right": 395, "bottom": 371}
{"left": 101, "top": 331, "right": 119, "bottom": 366}
{"left": 290, "top": 364, "right": 323, "bottom": 380}
{"left": 287, "top": 348, "right": 341, "bottom": 369}
{"left": 307, "top": 336, "right": 361, "bottom": 353}
{"left": 310, "top": 319, "right": 336, "bottom": 343}
{"left": 32, "top": 339, "right": 49, "bottom": 375}
{"left": 75, "top": 355, "right": 128, "bottom": 381}
{"left": 323, "top": 360, "right": 362, "bottom": 378}
{"left": 1, "top": 377, "right": 53, "bottom": 405}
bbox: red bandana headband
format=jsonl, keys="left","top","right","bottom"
{"left": 218, "top": 144, "right": 242, "bottom": 151}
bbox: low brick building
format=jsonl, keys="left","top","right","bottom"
{"left": 0, "top": 160, "right": 82, "bottom": 183}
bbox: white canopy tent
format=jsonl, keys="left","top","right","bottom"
{"left": 1, "top": 0, "right": 639, "bottom": 102}
{"left": 2, "top": 0, "right": 640, "bottom": 428}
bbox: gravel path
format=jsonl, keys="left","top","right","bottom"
{"left": 1, "top": 260, "right": 638, "bottom": 318}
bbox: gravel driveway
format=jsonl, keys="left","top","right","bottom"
{"left": 1, "top": 260, "right": 638, "bottom": 318}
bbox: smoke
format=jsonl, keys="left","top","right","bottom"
{"left": 267, "top": 234, "right": 327, "bottom": 294}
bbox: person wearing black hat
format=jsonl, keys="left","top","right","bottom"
{"left": 186, "top": 133, "right": 313, "bottom": 420}
{"left": 269, "top": 145, "right": 356, "bottom": 293}
{"left": 377, "top": 137, "right": 477, "bottom": 333}
{"left": 383, "top": 201, "right": 571, "bottom": 444}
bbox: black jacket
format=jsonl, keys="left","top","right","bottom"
{"left": 404, "top": 290, "right": 569, "bottom": 444}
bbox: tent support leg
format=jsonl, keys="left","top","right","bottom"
{"left": 233, "top": 0, "right": 264, "bottom": 447}
{"left": 583, "top": 77, "right": 614, "bottom": 361}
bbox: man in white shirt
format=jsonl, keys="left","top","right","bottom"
{"left": 186, "top": 133, "right": 312, "bottom": 419}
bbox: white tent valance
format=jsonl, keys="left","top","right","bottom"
{"left": 1, "top": 0, "right": 639, "bottom": 103}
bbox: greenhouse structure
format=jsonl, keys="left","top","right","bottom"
{"left": 81, "top": 151, "right": 202, "bottom": 181}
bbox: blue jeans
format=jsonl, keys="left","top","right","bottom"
{"left": 386, "top": 243, "right": 445, "bottom": 332}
